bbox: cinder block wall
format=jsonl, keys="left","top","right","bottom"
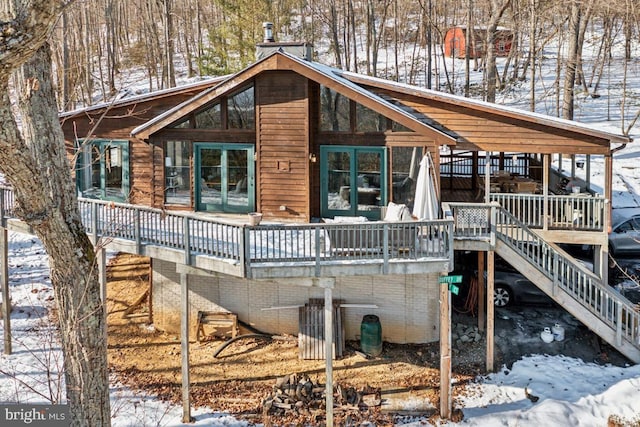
{"left": 152, "top": 259, "right": 440, "bottom": 343}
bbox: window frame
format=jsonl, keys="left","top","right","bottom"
{"left": 76, "top": 139, "right": 130, "bottom": 202}
{"left": 320, "top": 145, "right": 387, "bottom": 220}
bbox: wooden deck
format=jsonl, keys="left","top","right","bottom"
{"left": 440, "top": 176, "right": 481, "bottom": 203}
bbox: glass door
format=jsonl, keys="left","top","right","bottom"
{"left": 194, "top": 143, "right": 254, "bottom": 213}
{"left": 320, "top": 146, "right": 386, "bottom": 219}
{"left": 77, "top": 139, "right": 129, "bottom": 202}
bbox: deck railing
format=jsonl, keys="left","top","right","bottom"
{"left": 439, "top": 152, "right": 530, "bottom": 178}
{"left": 490, "top": 193, "right": 605, "bottom": 231}
{"left": 0, "top": 186, "right": 453, "bottom": 274}
{"left": 495, "top": 208, "right": 639, "bottom": 352}
{"left": 443, "top": 202, "right": 494, "bottom": 242}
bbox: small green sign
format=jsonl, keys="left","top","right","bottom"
{"left": 448, "top": 284, "right": 460, "bottom": 295}
{"left": 438, "top": 275, "right": 463, "bottom": 284}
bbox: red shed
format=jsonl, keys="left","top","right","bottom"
{"left": 444, "top": 26, "right": 513, "bottom": 59}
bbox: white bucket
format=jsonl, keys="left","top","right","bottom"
{"left": 248, "top": 212, "right": 263, "bottom": 226}
{"left": 540, "top": 327, "right": 554, "bottom": 343}
{"left": 552, "top": 323, "right": 565, "bottom": 341}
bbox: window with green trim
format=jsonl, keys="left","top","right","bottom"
{"left": 320, "top": 146, "right": 386, "bottom": 220}
{"left": 164, "top": 141, "right": 191, "bottom": 205}
{"left": 76, "top": 139, "right": 129, "bottom": 202}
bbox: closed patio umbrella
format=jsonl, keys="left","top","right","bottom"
{"left": 412, "top": 154, "right": 439, "bottom": 220}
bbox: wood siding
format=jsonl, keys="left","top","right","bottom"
{"left": 370, "top": 89, "right": 611, "bottom": 155}
{"left": 61, "top": 88, "right": 209, "bottom": 207}
{"left": 256, "top": 71, "right": 309, "bottom": 220}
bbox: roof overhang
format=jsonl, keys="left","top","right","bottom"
{"left": 341, "top": 71, "right": 632, "bottom": 148}
{"left": 131, "top": 51, "right": 458, "bottom": 145}
{"left": 59, "top": 76, "right": 228, "bottom": 120}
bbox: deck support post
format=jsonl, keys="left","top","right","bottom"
{"left": 320, "top": 278, "right": 335, "bottom": 427}
{"left": 477, "top": 251, "right": 485, "bottom": 332}
{"left": 180, "top": 272, "right": 192, "bottom": 423}
{"left": 586, "top": 154, "right": 591, "bottom": 189}
{"left": 439, "top": 274, "right": 452, "bottom": 419}
{"left": 486, "top": 250, "right": 495, "bottom": 372}
{"left": 1, "top": 227, "right": 10, "bottom": 355}
{"left": 543, "top": 154, "right": 549, "bottom": 230}
{"left": 484, "top": 152, "right": 491, "bottom": 203}
{"left": 602, "top": 154, "right": 613, "bottom": 286}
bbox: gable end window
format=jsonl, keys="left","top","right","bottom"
{"left": 320, "top": 85, "right": 392, "bottom": 133}
{"left": 320, "top": 86, "right": 349, "bottom": 131}
{"left": 228, "top": 86, "right": 255, "bottom": 129}
{"left": 195, "top": 102, "right": 222, "bottom": 129}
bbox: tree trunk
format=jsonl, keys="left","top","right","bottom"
{"left": 528, "top": 0, "right": 537, "bottom": 111}
{"left": 562, "top": 0, "right": 580, "bottom": 120}
{"left": 0, "top": 2, "right": 111, "bottom": 425}
{"left": 485, "top": 0, "right": 511, "bottom": 103}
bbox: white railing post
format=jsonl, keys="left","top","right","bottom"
{"left": 616, "top": 301, "right": 623, "bottom": 347}
{"left": 552, "top": 251, "right": 558, "bottom": 296}
{"left": 134, "top": 209, "right": 141, "bottom": 254}
{"left": 315, "top": 227, "right": 321, "bottom": 277}
{"left": 382, "top": 223, "right": 389, "bottom": 274}
{"left": 447, "top": 221, "right": 454, "bottom": 261}
{"left": 183, "top": 217, "right": 191, "bottom": 265}
{"left": 242, "top": 226, "right": 250, "bottom": 278}
{"left": 91, "top": 202, "right": 98, "bottom": 245}
{"left": 490, "top": 203, "right": 497, "bottom": 247}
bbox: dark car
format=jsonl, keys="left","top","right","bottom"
{"left": 453, "top": 251, "right": 552, "bottom": 308}
{"left": 491, "top": 257, "right": 552, "bottom": 307}
{"left": 609, "top": 208, "right": 640, "bottom": 256}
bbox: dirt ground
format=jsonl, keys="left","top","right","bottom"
{"left": 105, "top": 253, "right": 488, "bottom": 425}
{"left": 105, "top": 253, "right": 628, "bottom": 426}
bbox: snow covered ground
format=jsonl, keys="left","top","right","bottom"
{"left": 2, "top": 33, "right": 640, "bottom": 427}
{"left": 1, "top": 231, "right": 639, "bottom": 425}
{"left": 2, "top": 145, "right": 640, "bottom": 426}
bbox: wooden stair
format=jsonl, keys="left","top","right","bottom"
{"left": 494, "top": 209, "right": 640, "bottom": 364}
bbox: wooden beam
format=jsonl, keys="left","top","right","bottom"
{"left": 180, "top": 272, "right": 192, "bottom": 423}
{"left": 1, "top": 227, "right": 10, "bottom": 355}
{"left": 543, "top": 154, "right": 549, "bottom": 231}
{"left": 439, "top": 278, "right": 451, "bottom": 419}
{"left": 477, "top": 251, "right": 485, "bottom": 332}
{"left": 601, "top": 154, "right": 613, "bottom": 286}
{"left": 486, "top": 250, "right": 495, "bottom": 372}
{"left": 484, "top": 152, "right": 491, "bottom": 203}
{"left": 347, "top": 76, "right": 630, "bottom": 145}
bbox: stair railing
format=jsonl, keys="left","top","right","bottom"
{"left": 495, "top": 207, "right": 640, "bottom": 350}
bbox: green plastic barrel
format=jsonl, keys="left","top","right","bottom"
{"left": 360, "top": 314, "right": 382, "bottom": 357}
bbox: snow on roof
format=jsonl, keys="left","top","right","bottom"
{"left": 131, "top": 50, "right": 458, "bottom": 141}
{"left": 128, "top": 50, "right": 630, "bottom": 145}
{"left": 59, "top": 76, "right": 228, "bottom": 118}
{"left": 339, "top": 70, "right": 632, "bottom": 144}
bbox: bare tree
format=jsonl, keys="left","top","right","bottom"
{"left": 484, "top": 0, "right": 511, "bottom": 103}
{"left": 0, "top": 1, "right": 110, "bottom": 426}
{"left": 561, "top": 0, "right": 595, "bottom": 120}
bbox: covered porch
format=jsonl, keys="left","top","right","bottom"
{"left": 438, "top": 150, "right": 610, "bottom": 244}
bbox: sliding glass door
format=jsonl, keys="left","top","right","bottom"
{"left": 320, "top": 146, "right": 386, "bottom": 219}
{"left": 194, "top": 143, "right": 254, "bottom": 213}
